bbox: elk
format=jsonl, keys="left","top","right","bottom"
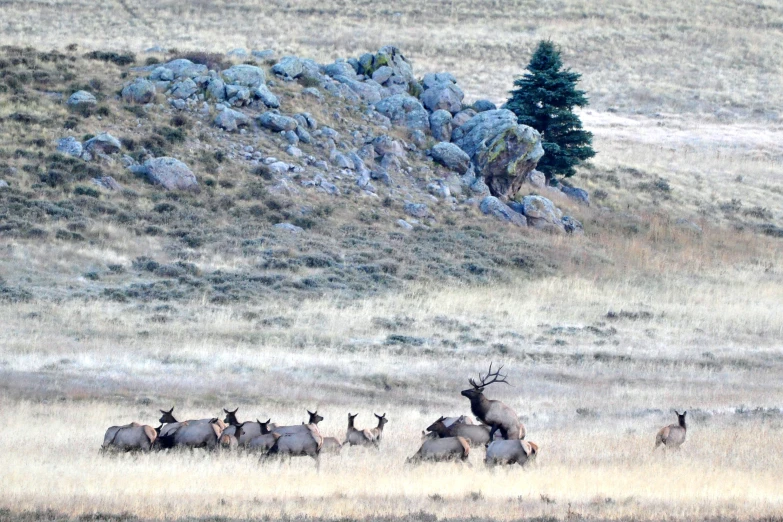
{"left": 265, "top": 424, "right": 323, "bottom": 467}
{"left": 426, "top": 416, "right": 490, "bottom": 446}
{"left": 461, "top": 364, "right": 524, "bottom": 441}
{"left": 407, "top": 436, "right": 470, "bottom": 464}
{"left": 320, "top": 437, "right": 343, "bottom": 454}
{"left": 101, "top": 422, "right": 157, "bottom": 452}
{"left": 158, "top": 407, "right": 225, "bottom": 437}
{"left": 344, "top": 413, "right": 374, "bottom": 447}
{"left": 370, "top": 413, "right": 388, "bottom": 445}
{"left": 485, "top": 439, "right": 537, "bottom": 467}
{"left": 442, "top": 415, "right": 474, "bottom": 427}
{"left": 654, "top": 411, "right": 687, "bottom": 450}
{"left": 272, "top": 410, "right": 323, "bottom": 436}
{"left": 246, "top": 419, "right": 277, "bottom": 452}
{"left": 222, "top": 408, "right": 276, "bottom": 444}
{"left": 153, "top": 424, "right": 177, "bottom": 450}
{"left": 219, "top": 422, "right": 245, "bottom": 451}
{"left": 172, "top": 418, "right": 223, "bottom": 449}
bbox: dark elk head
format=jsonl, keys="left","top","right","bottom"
{"left": 374, "top": 413, "right": 388, "bottom": 428}
{"left": 223, "top": 408, "right": 239, "bottom": 425}
{"left": 461, "top": 363, "right": 511, "bottom": 400}
{"left": 159, "top": 407, "right": 177, "bottom": 424}
{"left": 257, "top": 419, "right": 273, "bottom": 435}
{"left": 308, "top": 410, "right": 324, "bottom": 424}
{"left": 675, "top": 410, "right": 687, "bottom": 427}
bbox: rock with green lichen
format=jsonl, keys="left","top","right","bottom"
{"left": 452, "top": 109, "right": 544, "bottom": 200}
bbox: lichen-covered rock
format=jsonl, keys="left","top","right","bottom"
{"left": 206, "top": 78, "right": 226, "bottom": 101}
{"left": 430, "top": 110, "right": 453, "bottom": 142}
{"left": 373, "top": 94, "right": 429, "bottom": 131}
{"left": 254, "top": 85, "right": 280, "bottom": 108}
{"left": 333, "top": 75, "right": 382, "bottom": 103}
{"left": 526, "top": 169, "right": 546, "bottom": 188}
{"left": 142, "top": 157, "right": 198, "bottom": 191}
{"left": 430, "top": 142, "right": 470, "bottom": 174}
{"left": 169, "top": 78, "right": 198, "bottom": 99}
{"left": 66, "top": 90, "right": 96, "bottom": 108}
{"left": 56, "top": 137, "right": 82, "bottom": 158}
{"left": 421, "top": 81, "right": 464, "bottom": 114}
{"left": 480, "top": 196, "right": 527, "bottom": 227}
{"left": 214, "top": 108, "right": 249, "bottom": 132}
{"left": 222, "top": 64, "right": 266, "bottom": 88}
{"left": 359, "top": 46, "right": 417, "bottom": 91}
{"left": 258, "top": 112, "right": 298, "bottom": 132}
{"left": 452, "top": 108, "right": 477, "bottom": 127}
{"left": 520, "top": 195, "right": 564, "bottom": 231}
{"left": 121, "top": 78, "right": 156, "bottom": 104}
{"left": 452, "top": 109, "right": 544, "bottom": 200}
{"left": 161, "top": 59, "right": 207, "bottom": 79}
{"left": 561, "top": 185, "right": 590, "bottom": 205}
{"left": 473, "top": 99, "right": 497, "bottom": 112}
{"left": 272, "top": 56, "right": 305, "bottom": 79}
{"left": 84, "top": 133, "right": 121, "bottom": 155}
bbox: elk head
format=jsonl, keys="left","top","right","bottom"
{"left": 675, "top": 410, "right": 687, "bottom": 427}
{"left": 461, "top": 363, "right": 510, "bottom": 400}
{"left": 158, "top": 407, "right": 177, "bottom": 424}
{"left": 234, "top": 422, "right": 246, "bottom": 439}
{"left": 223, "top": 408, "right": 239, "bottom": 425}
{"left": 374, "top": 413, "right": 388, "bottom": 429}
{"left": 257, "top": 419, "right": 272, "bottom": 435}
{"left": 347, "top": 413, "right": 358, "bottom": 427}
{"left": 308, "top": 410, "right": 324, "bottom": 425}
{"left": 426, "top": 416, "right": 448, "bottom": 435}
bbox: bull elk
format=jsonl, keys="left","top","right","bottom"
{"left": 407, "top": 435, "right": 470, "bottom": 464}
{"left": 273, "top": 410, "right": 323, "bottom": 436}
{"left": 426, "top": 416, "right": 490, "bottom": 446}
{"left": 102, "top": 422, "right": 157, "bottom": 452}
{"left": 654, "top": 411, "right": 687, "bottom": 450}
{"left": 485, "top": 439, "right": 537, "bottom": 467}
{"left": 461, "top": 364, "right": 524, "bottom": 441}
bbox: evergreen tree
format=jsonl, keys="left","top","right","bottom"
{"left": 506, "top": 41, "right": 595, "bottom": 182}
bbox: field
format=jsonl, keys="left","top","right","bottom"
{"left": 1, "top": 1, "right": 783, "bottom": 521}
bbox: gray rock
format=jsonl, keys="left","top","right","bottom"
{"left": 472, "top": 99, "right": 497, "bottom": 112}
{"left": 225, "top": 84, "right": 251, "bottom": 105}
{"left": 373, "top": 94, "right": 429, "bottom": 131}
{"left": 380, "top": 154, "right": 401, "bottom": 171}
{"left": 214, "top": 108, "right": 249, "bottom": 132}
{"left": 222, "top": 64, "right": 266, "bottom": 88}
{"left": 480, "top": 196, "right": 527, "bottom": 227}
{"left": 226, "top": 48, "right": 248, "bottom": 58}
{"left": 273, "top": 222, "right": 304, "bottom": 233}
{"left": 333, "top": 75, "right": 382, "bottom": 103}
{"left": 161, "top": 59, "right": 207, "bottom": 79}
{"left": 520, "top": 195, "right": 564, "bottom": 231}
{"left": 452, "top": 109, "right": 476, "bottom": 127}
{"left": 526, "top": 169, "right": 546, "bottom": 188}
{"left": 286, "top": 145, "right": 303, "bottom": 157}
{"left": 252, "top": 49, "right": 275, "bottom": 60}
{"left": 429, "top": 110, "right": 453, "bottom": 142}
{"left": 121, "top": 78, "right": 156, "bottom": 104}
{"left": 301, "top": 87, "right": 323, "bottom": 101}
{"left": 561, "top": 185, "right": 590, "bottom": 205}
{"left": 421, "top": 82, "right": 464, "bottom": 114}
{"left": 422, "top": 72, "right": 457, "bottom": 89}
{"left": 66, "top": 90, "right": 96, "bottom": 108}
{"left": 397, "top": 219, "right": 414, "bottom": 230}
{"left": 170, "top": 78, "right": 198, "bottom": 99}
{"left": 452, "top": 109, "right": 544, "bottom": 199}
{"left": 150, "top": 66, "right": 174, "bottom": 81}
{"left": 91, "top": 176, "right": 122, "bottom": 191}
{"left": 295, "top": 127, "right": 312, "bottom": 144}
{"left": 258, "top": 112, "right": 298, "bottom": 132}
{"left": 373, "top": 135, "right": 405, "bottom": 157}
{"left": 409, "top": 129, "right": 427, "bottom": 149}
{"left": 562, "top": 216, "right": 584, "bottom": 234}
{"left": 272, "top": 56, "right": 305, "bottom": 79}
{"left": 325, "top": 60, "right": 357, "bottom": 78}
{"left": 430, "top": 142, "right": 470, "bottom": 174}
{"left": 142, "top": 157, "right": 198, "bottom": 191}
{"left": 170, "top": 99, "right": 187, "bottom": 110}
{"left": 145, "top": 46, "right": 167, "bottom": 53}
{"left": 404, "top": 202, "right": 430, "bottom": 219}
{"left": 371, "top": 169, "right": 392, "bottom": 186}
{"left": 206, "top": 78, "right": 226, "bottom": 101}
{"left": 84, "top": 133, "right": 121, "bottom": 155}
{"left": 254, "top": 85, "right": 280, "bottom": 108}
{"left": 371, "top": 66, "right": 394, "bottom": 84}
{"left": 267, "top": 161, "right": 292, "bottom": 174}
{"left": 331, "top": 152, "right": 354, "bottom": 170}
{"left": 283, "top": 130, "right": 299, "bottom": 145}
{"left": 56, "top": 137, "right": 83, "bottom": 158}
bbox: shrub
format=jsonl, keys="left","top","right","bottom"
{"left": 84, "top": 51, "right": 136, "bottom": 66}
{"left": 73, "top": 185, "right": 100, "bottom": 198}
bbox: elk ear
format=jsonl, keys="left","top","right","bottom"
{"left": 674, "top": 410, "right": 680, "bottom": 416}
{"left": 683, "top": 411, "right": 687, "bottom": 416}
{"left": 265, "top": 418, "right": 271, "bottom": 424}
{"left": 232, "top": 408, "right": 239, "bottom": 414}
{"left": 307, "top": 409, "right": 314, "bottom": 415}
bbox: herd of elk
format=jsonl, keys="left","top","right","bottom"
{"left": 102, "top": 364, "right": 688, "bottom": 465}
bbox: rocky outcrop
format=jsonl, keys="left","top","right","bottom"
{"left": 121, "top": 78, "right": 156, "bottom": 104}
{"left": 480, "top": 196, "right": 527, "bottom": 227}
{"left": 67, "top": 90, "right": 96, "bottom": 108}
{"left": 373, "top": 94, "right": 429, "bottom": 131}
{"left": 429, "top": 110, "right": 453, "bottom": 142}
{"left": 84, "top": 133, "right": 121, "bottom": 155}
{"left": 139, "top": 157, "right": 198, "bottom": 191}
{"left": 420, "top": 73, "right": 464, "bottom": 114}
{"left": 452, "top": 110, "right": 544, "bottom": 200}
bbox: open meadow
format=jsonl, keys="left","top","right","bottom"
{"left": 1, "top": 1, "right": 783, "bottom": 522}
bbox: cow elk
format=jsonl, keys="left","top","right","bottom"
{"left": 158, "top": 407, "right": 226, "bottom": 437}
{"left": 427, "top": 416, "right": 490, "bottom": 446}
{"left": 223, "top": 408, "right": 276, "bottom": 444}
{"left": 461, "top": 364, "right": 524, "bottom": 441}
{"left": 219, "top": 422, "right": 245, "bottom": 451}
{"left": 407, "top": 436, "right": 470, "bottom": 464}
{"left": 265, "top": 424, "right": 323, "bottom": 468}
{"left": 370, "top": 413, "right": 388, "bottom": 445}
{"left": 102, "top": 423, "right": 157, "bottom": 452}
{"left": 246, "top": 419, "right": 277, "bottom": 452}
{"left": 172, "top": 418, "right": 223, "bottom": 449}
{"left": 654, "top": 411, "right": 687, "bottom": 450}
{"left": 320, "top": 437, "right": 343, "bottom": 454}
{"left": 273, "top": 410, "right": 324, "bottom": 436}
{"left": 344, "top": 413, "right": 374, "bottom": 447}
{"left": 485, "top": 439, "right": 537, "bottom": 467}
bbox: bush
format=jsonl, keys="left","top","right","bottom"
{"left": 84, "top": 51, "right": 136, "bottom": 66}
{"left": 73, "top": 185, "right": 100, "bottom": 198}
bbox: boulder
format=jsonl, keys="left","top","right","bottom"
{"left": 121, "top": 78, "right": 156, "bottom": 104}
{"left": 373, "top": 135, "right": 405, "bottom": 157}
{"left": 142, "top": 157, "right": 198, "bottom": 191}
{"left": 374, "top": 94, "right": 427, "bottom": 129}
{"left": 472, "top": 99, "right": 497, "bottom": 112}
{"left": 562, "top": 216, "right": 584, "bottom": 234}
{"left": 404, "top": 202, "right": 430, "bottom": 219}
{"left": 226, "top": 48, "right": 248, "bottom": 58}
{"left": 561, "top": 185, "right": 590, "bottom": 205}
{"left": 0, "top": 180, "right": 8, "bottom": 189}
{"left": 252, "top": 49, "right": 275, "bottom": 60}
{"left": 254, "top": 85, "right": 280, "bottom": 108}
{"left": 421, "top": 82, "right": 464, "bottom": 114}
{"left": 452, "top": 109, "right": 477, "bottom": 127}
{"left": 452, "top": 109, "right": 544, "bottom": 199}
{"left": 258, "top": 112, "right": 298, "bottom": 132}
{"left": 66, "top": 90, "right": 96, "bottom": 108}
{"left": 526, "top": 169, "right": 546, "bottom": 188}
{"left": 272, "top": 56, "right": 305, "bottom": 79}
{"left": 520, "top": 195, "right": 564, "bottom": 231}
{"left": 333, "top": 75, "right": 382, "bottom": 103}
{"left": 360, "top": 46, "right": 417, "bottom": 89}
{"left": 429, "top": 110, "right": 453, "bottom": 142}
{"left": 409, "top": 129, "right": 427, "bottom": 149}
{"left": 225, "top": 84, "right": 251, "bottom": 105}
{"left": 222, "top": 64, "right": 266, "bottom": 88}
{"left": 169, "top": 78, "right": 198, "bottom": 99}
{"left": 479, "top": 196, "right": 527, "bottom": 227}
{"left": 324, "top": 60, "right": 357, "bottom": 78}
{"left": 206, "top": 78, "right": 226, "bottom": 101}
{"left": 214, "top": 108, "right": 250, "bottom": 132}
{"left": 84, "top": 133, "right": 121, "bottom": 155}
{"left": 149, "top": 66, "right": 174, "bottom": 81}
{"left": 56, "top": 137, "right": 82, "bottom": 158}
{"left": 422, "top": 72, "right": 457, "bottom": 89}
{"left": 371, "top": 66, "right": 394, "bottom": 84}
{"left": 161, "top": 59, "right": 207, "bottom": 79}
{"left": 430, "top": 142, "right": 470, "bottom": 174}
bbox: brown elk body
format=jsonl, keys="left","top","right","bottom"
{"left": 485, "top": 439, "right": 536, "bottom": 467}
{"left": 158, "top": 407, "right": 225, "bottom": 437}
{"left": 655, "top": 411, "right": 687, "bottom": 450}
{"left": 344, "top": 413, "right": 375, "bottom": 447}
{"left": 246, "top": 419, "right": 278, "bottom": 452}
{"left": 102, "top": 423, "right": 156, "bottom": 452}
{"left": 427, "top": 416, "right": 490, "bottom": 446}
{"left": 266, "top": 424, "right": 323, "bottom": 466}
{"left": 461, "top": 364, "right": 524, "bottom": 441}
{"left": 320, "top": 437, "right": 343, "bottom": 454}
{"left": 222, "top": 409, "right": 277, "bottom": 444}
{"left": 407, "top": 436, "right": 470, "bottom": 464}
{"left": 273, "top": 410, "right": 323, "bottom": 436}
{"left": 370, "top": 413, "right": 388, "bottom": 445}
{"left": 172, "top": 418, "right": 223, "bottom": 449}
{"left": 219, "top": 422, "right": 245, "bottom": 451}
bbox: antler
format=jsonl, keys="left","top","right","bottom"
{"left": 469, "top": 363, "right": 511, "bottom": 389}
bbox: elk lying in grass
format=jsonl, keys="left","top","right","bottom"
{"left": 442, "top": 415, "right": 474, "bottom": 427}
{"left": 222, "top": 408, "right": 277, "bottom": 444}
{"left": 654, "top": 411, "right": 687, "bottom": 450}
{"left": 485, "top": 439, "right": 537, "bottom": 467}
{"left": 219, "top": 422, "right": 245, "bottom": 451}
{"left": 461, "top": 364, "right": 524, "bottom": 441}
{"left": 407, "top": 436, "right": 470, "bottom": 464}
{"left": 427, "top": 416, "right": 490, "bottom": 446}
{"left": 344, "top": 413, "right": 387, "bottom": 447}
{"left": 273, "top": 410, "right": 323, "bottom": 436}
{"left": 158, "top": 407, "right": 226, "bottom": 437}
{"left": 102, "top": 423, "right": 157, "bottom": 452}
{"left": 245, "top": 419, "right": 277, "bottom": 452}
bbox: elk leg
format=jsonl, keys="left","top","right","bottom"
{"left": 488, "top": 425, "right": 498, "bottom": 442}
